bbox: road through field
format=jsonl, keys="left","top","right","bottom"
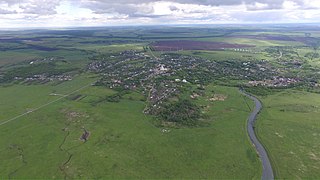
{"left": 240, "top": 90, "right": 274, "bottom": 180}
{"left": 0, "top": 82, "right": 94, "bottom": 127}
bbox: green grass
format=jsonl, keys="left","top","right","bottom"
{"left": 179, "top": 50, "right": 270, "bottom": 61}
{"left": 0, "top": 51, "right": 39, "bottom": 66}
{"left": 0, "top": 82, "right": 261, "bottom": 179}
{"left": 75, "top": 43, "right": 146, "bottom": 53}
{"left": 0, "top": 48, "right": 89, "bottom": 69}
{"left": 0, "top": 75, "right": 95, "bottom": 123}
{"left": 194, "top": 37, "right": 304, "bottom": 47}
{"left": 256, "top": 90, "right": 320, "bottom": 179}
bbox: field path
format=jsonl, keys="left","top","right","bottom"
{"left": 240, "top": 90, "right": 274, "bottom": 180}
{"left": 0, "top": 82, "right": 94, "bottom": 127}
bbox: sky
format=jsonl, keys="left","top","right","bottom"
{"left": 0, "top": 0, "right": 320, "bottom": 28}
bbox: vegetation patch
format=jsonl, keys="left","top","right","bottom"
{"left": 67, "top": 94, "right": 85, "bottom": 101}
{"left": 158, "top": 99, "right": 202, "bottom": 127}
{"left": 277, "top": 104, "right": 318, "bottom": 113}
{"left": 91, "top": 90, "right": 129, "bottom": 105}
{"left": 243, "top": 86, "right": 282, "bottom": 96}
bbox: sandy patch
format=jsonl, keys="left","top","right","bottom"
{"left": 209, "top": 94, "right": 228, "bottom": 101}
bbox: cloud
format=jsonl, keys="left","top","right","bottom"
{"left": 82, "top": 1, "right": 155, "bottom": 18}
{"left": 0, "top": 8, "right": 17, "bottom": 14}
{"left": 76, "top": 0, "right": 299, "bottom": 10}
{"left": 0, "top": 0, "right": 61, "bottom": 15}
{"left": 0, "top": 0, "right": 320, "bottom": 28}
{"left": 0, "top": 0, "right": 316, "bottom": 15}
{"left": 169, "top": 5, "right": 179, "bottom": 11}
{"left": 19, "top": 0, "right": 61, "bottom": 15}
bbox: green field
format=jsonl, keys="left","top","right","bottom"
{"left": 0, "top": 79, "right": 261, "bottom": 178}
{"left": 256, "top": 90, "right": 320, "bottom": 179}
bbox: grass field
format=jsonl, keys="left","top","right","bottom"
{"left": 0, "top": 51, "right": 39, "bottom": 66}
{"left": 179, "top": 50, "right": 271, "bottom": 62}
{"left": 0, "top": 75, "right": 96, "bottom": 123}
{"left": 0, "top": 79, "right": 262, "bottom": 178}
{"left": 193, "top": 37, "right": 305, "bottom": 47}
{"left": 76, "top": 43, "right": 146, "bottom": 53}
{"left": 256, "top": 90, "right": 320, "bottom": 179}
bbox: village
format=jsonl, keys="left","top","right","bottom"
{"left": 248, "top": 76, "right": 300, "bottom": 87}
{"left": 86, "top": 49, "right": 306, "bottom": 114}
{"left": 21, "top": 74, "right": 72, "bottom": 83}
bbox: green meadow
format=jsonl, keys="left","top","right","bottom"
{"left": 0, "top": 79, "right": 261, "bottom": 178}
{"left": 256, "top": 90, "right": 320, "bottom": 179}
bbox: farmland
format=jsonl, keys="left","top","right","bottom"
{"left": 151, "top": 40, "right": 254, "bottom": 51}
{"left": 1, "top": 25, "right": 320, "bottom": 178}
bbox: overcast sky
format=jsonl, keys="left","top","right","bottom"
{"left": 0, "top": 0, "right": 320, "bottom": 28}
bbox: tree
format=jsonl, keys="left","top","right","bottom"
{"left": 160, "top": 99, "right": 201, "bottom": 125}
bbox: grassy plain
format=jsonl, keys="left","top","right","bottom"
{"left": 0, "top": 80, "right": 261, "bottom": 178}
{"left": 179, "top": 50, "right": 271, "bottom": 62}
{"left": 0, "top": 75, "right": 95, "bottom": 123}
{"left": 256, "top": 90, "right": 320, "bottom": 179}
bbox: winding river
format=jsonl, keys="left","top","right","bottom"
{"left": 240, "top": 90, "right": 274, "bottom": 180}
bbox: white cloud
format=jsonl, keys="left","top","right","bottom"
{"left": 283, "top": 1, "right": 299, "bottom": 10}
{"left": 0, "top": 0, "right": 320, "bottom": 28}
{"left": 247, "top": 2, "right": 271, "bottom": 10}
